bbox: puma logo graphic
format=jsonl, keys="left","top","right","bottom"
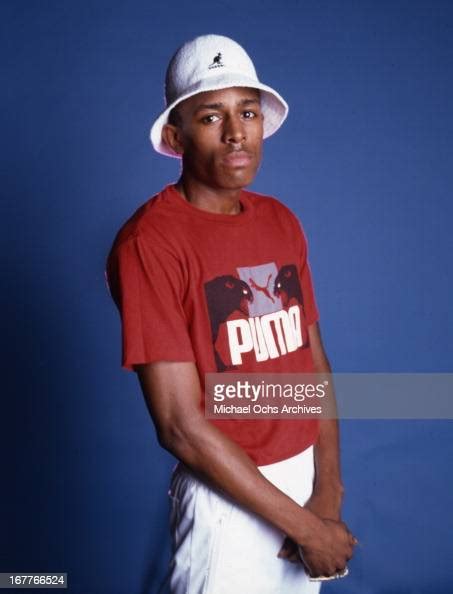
{"left": 249, "top": 274, "right": 275, "bottom": 303}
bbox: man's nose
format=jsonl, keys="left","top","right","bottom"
{"left": 222, "top": 115, "right": 246, "bottom": 145}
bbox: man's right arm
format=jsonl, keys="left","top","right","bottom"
{"left": 135, "top": 360, "right": 356, "bottom": 578}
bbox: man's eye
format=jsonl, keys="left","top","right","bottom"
{"left": 201, "top": 114, "right": 220, "bottom": 124}
{"left": 243, "top": 111, "right": 257, "bottom": 119}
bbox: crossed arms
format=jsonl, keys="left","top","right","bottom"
{"left": 135, "top": 322, "right": 357, "bottom": 578}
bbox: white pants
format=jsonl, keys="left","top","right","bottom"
{"left": 158, "top": 446, "right": 321, "bottom": 594}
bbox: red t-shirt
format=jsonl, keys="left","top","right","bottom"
{"left": 106, "top": 183, "right": 321, "bottom": 465}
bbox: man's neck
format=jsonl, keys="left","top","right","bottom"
{"left": 175, "top": 177, "right": 244, "bottom": 215}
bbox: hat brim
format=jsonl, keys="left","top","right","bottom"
{"left": 149, "top": 72, "right": 289, "bottom": 158}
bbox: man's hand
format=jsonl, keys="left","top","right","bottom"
{"left": 277, "top": 486, "right": 344, "bottom": 563}
{"left": 298, "top": 518, "right": 357, "bottom": 578}
{"left": 278, "top": 517, "right": 357, "bottom": 577}
{"left": 280, "top": 471, "right": 348, "bottom": 571}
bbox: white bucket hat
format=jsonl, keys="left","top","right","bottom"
{"left": 150, "top": 34, "right": 289, "bottom": 158}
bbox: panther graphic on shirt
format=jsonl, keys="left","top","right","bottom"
{"left": 204, "top": 262, "right": 309, "bottom": 372}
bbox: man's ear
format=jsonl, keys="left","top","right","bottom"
{"left": 162, "top": 124, "right": 184, "bottom": 155}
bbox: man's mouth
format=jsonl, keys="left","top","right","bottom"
{"left": 222, "top": 150, "right": 253, "bottom": 167}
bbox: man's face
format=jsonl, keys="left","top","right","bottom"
{"left": 167, "top": 86, "right": 264, "bottom": 190}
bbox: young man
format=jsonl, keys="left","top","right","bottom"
{"left": 106, "top": 34, "right": 357, "bottom": 593}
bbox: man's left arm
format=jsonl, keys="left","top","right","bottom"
{"left": 278, "top": 321, "right": 346, "bottom": 562}
{"left": 304, "top": 321, "right": 344, "bottom": 522}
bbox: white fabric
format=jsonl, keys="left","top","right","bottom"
{"left": 149, "top": 34, "right": 289, "bottom": 158}
{"left": 158, "top": 446, "right": 321, "bottom": 594}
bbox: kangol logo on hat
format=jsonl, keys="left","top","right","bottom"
{"left": 208, "top": 52, "right": 224, "bottom": 69}
{"left": 149, "top": 33, "right": 289, "bottom": 158}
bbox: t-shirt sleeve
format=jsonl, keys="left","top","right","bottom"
{"left": 106, "top": 233, "right": 196, "bottom": 371}
{"left": 289, "top": 212, "right": 320, "bottom": 326}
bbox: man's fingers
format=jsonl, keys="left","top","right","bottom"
{"left": 277, "top": 537, "right": 294, "bottom": 558}
{"left": 287, "top": 552, "right": 301, "bottom": 563}
{"left": 277, "top": 536, "right": 301, "bottom": 561}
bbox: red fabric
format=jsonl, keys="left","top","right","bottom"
{"left": 106, "top": 183, "right": 321, "bottom": 465}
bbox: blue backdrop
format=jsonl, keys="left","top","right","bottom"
{"left": 1, "top": 1, "right": 452, "bottom": 593}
